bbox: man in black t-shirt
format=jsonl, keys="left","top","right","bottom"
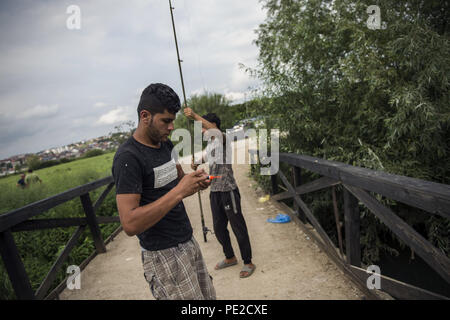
{"left": 112, "top": 83, "right": 216, "bottom": 300}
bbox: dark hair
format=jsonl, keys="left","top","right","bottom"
{"left": 28, "top": 169, "right": 33, "bottom": 173}
{"left": 137, "top": 83, "right": 181, "bottom": 119}
{"left": 202, "top": 113, "right": 221, "bottom": 130}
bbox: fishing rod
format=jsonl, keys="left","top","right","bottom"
{"left": 168, "top": 0, "right": 210, "bottom": 242}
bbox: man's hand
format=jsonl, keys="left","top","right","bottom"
{"left": 191, "top": 158, "right": 199, "bottom": 171}
{"left": 183, "top": 107, "right": 197, "bottom": 120}
{"left": 176, "top": 169, "right": 210, "bottom": 198}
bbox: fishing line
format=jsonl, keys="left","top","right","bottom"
{"left": 184, "top": 1, "right": 208, "bottom": 94}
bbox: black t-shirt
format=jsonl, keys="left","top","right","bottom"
{"left": 112, "top": 136, "right": 192, "bottom": 251}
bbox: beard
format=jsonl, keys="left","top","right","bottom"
{"left": 146, "top": 117, "right": 167, "bottom": 145}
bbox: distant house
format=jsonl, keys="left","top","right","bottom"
{"left": 3, "top": 133, "right": 121, "bottom": 168}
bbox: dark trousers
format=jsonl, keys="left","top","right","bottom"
{"left": 210, "top": 188, "right": 252, "bottom": 264}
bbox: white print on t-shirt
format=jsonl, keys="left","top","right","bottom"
{"left": 153, "top": 159, "right": 178, "bottom": 189}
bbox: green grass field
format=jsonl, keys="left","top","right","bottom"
{"left": 0, "top": 152, "right": 115, "bottom": 215}
{"left": 0, "top": 152, "right": 120, "bottom": 299}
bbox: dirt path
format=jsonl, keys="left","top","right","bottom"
{"left": 60, "top": 141, "right": 365, "bottom": 300}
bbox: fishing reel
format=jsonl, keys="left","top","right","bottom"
{"left": 202, "top": 226, "right": 214, "bottom": 242}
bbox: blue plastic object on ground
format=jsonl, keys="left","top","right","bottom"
{"left": 267, "top": 213, "right": 291, "bottom": 223}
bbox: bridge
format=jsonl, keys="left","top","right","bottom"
{"left": 1, "top": 140, "right": 449, "bottom": 300}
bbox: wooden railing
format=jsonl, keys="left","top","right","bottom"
{"left": 269, "top": 152, "right": 450, "bottom": 300}
{"left": 0, "top": 176, "right": 120, "bottom": 300}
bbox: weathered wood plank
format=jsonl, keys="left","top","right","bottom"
{"left": 93, "top": 182, "right": 115, "bottom": 214}
{"left": 278, "top": 170, "right": 343, "bottom": 261}
{"left": 80, "top": 193, "right": 106, "bottom": 254}
{"left": 271, "top": 176, "right": 340, "bottom": 201}
{"left": 291, "top": 166, "right": 306, "bottom": 223}
{"left": 96, "top": 216, "right": 120, "bottom": 224}
{"left": 277, "top": 201, "right": 381, "bottom": 300}
{"left": 35, "top": 225, "right": 86, "bottom": 300}
{"left": 270, "top": 174, "right": 278, "bottom": 195}
{"left": 339, "top": 167, "right": 450, "bottom": 220}
{"left": 332, "top": 186, "right": 344, "bottom": 256}
{"left": 10, "top": 215, "right": 120, "bottom": 232}
{"left": 279, "top": 153, "right": 450, "bottom": 219}
{"left": 0, "top": 176, "right": 114, "bottom": 233}
{"left": 0, "top": 230, "right": 35, "bottom": 299}
{"left": 350, "top": 265, "right": 449, "bottom": 300}
{"left": 344, "top": 184, "right": 450, "bottom": 284}
{"left": 11, "top": 218, "right": 87, "bottom": 232}
{"left": 44, "top": 225, "right": 123, "bottom": 300}
{"left": 343, "top": 188, "right": 361, "bottom": 267}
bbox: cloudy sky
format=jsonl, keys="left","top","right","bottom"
{"left": 0, "top": 0, "right": 266, "bottom": 160}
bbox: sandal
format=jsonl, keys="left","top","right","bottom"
{"left": 215, "top": 259, "right": 238, "bottom": 270}
{"left": 240, "top": 264, "right": 256, "bottom": 278}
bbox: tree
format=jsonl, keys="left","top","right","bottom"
{"left": 171, "top": 92, "right": 248, "bottom": 156}
{"left": 14, "top": 164, "right": 22, "bottom": 173}
{"left": 253, "top": 0, "right": 449, "bottom": 181}
{"left": 109, "top": 120, "right": 136, "bottom": 146}
{"left": 174, "top": 92, "right": 232, "bottom": 132}
{"left": 26, "top": 155, "right": 41, "bottom": 171}
{"left": 250, "top": 0, "right": 450, "bottom": 263}
{"left": 83, "top": 149, "right": 104, "bottom": 158}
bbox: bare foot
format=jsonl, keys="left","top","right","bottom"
{"left": 240, "top": 263, "right": 256, "bottom": 278}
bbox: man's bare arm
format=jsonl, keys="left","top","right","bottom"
{"left": 116, "top": 189, "right": 183, "bottom": 236}
{"left": 184, "top": 107, "right": 226, "bottom": 141}
{"left": 184, "top": 108, "right": 215, "bottom": 130}
{"left": 176, "top": 163, "right": 185, "bottom": 179}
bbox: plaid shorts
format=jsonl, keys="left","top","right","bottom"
{"left": 141, "top": 237, "right": 216, "bottom": 300}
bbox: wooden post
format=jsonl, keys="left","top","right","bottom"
{"left": 35, "top": 225, "right": 86, "bottom": 300}
{"left": 291, "top": 166, "right": 306, "bottom": 223}
{"left": 0, "top": 230, "right": 35, "bottom": 300}
{"left": 343, "top": 188, "right": 361, "bottom": 267}
{"left": 271, "top": 173, "right": 278, "bottom": 195}
{"left": 332, "top": 186, "right": 344, "bottom": 257}
{"left": 80, "top": 193, "right": 106, "bottom": 254}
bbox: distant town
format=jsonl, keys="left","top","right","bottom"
{"left": 0, "top": 133, "right": 126, "bottom": 177}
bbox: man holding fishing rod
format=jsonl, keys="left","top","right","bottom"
{"left": 112, "top": 83, "right": 216, "bottom": 300}
{"left": 184, "top": 107, "right": 256, "bottom": 279}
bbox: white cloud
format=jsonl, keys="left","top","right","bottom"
{"left": 190, "top": 88, "right": 207, "bottom": 96}
{"left": 230, "top": 64, "right": 254, "bottom": 89}
{"left": 96, "top": 106, "right": 134, "bottom": 125}
{"left": 225, "top": 91, "right": 246, "bottom": 102}
{"left": 16, "top": 104, "right": 59, "bottom": 119}
{"left": 0, "top": 0, "right": 267, "bottom": 159}
{"left": 93, "top": 102, "right": 108, "bottom": 108}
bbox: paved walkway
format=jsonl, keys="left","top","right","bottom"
{"left": 60, "top": 140, "right": 365, "bottom": 300}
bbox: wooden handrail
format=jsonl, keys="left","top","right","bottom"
{"left": 0, "top": 176, "right": 114, "bottom": 233}
{"left": 271, "top": 152, "right": 450, "bottom": 300}
{"left": 0, "top": 177, "right": 118, "bottom": 300}
{"left": 278, "top": 153, "right": 450, "bottom": 219}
